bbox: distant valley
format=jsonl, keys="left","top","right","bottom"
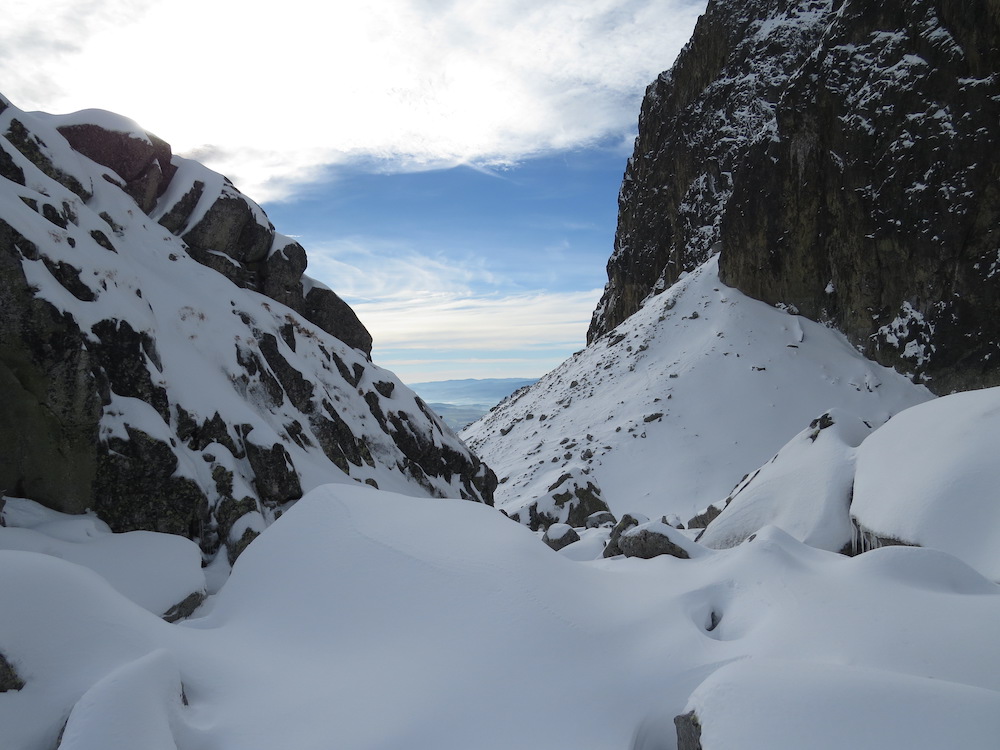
{"left": 408, "top": 378, "right": 537, "bottom": 430}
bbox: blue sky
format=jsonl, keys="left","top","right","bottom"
{"left": 3, "top": 0, "right": 706, "bottom": 382}
{"left": 262, "top": 147, "right": 624, "bottom": 381}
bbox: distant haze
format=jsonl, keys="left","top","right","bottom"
{"left": 409, "top": 378, "right": 537, "bottom": 430}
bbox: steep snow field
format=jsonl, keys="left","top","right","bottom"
{"left": 464, "top": 257, "right": 932, "bottom": 522}
{"left": 3, "top": 485, "right": 1000, "bottom": 750}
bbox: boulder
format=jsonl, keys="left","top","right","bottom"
{"left": 303, "top": 283, "right": 373, "bottom": 356}
{"left": 619, "top": 521, "right": 692, "bottom": 560}
{"left": 586, "top": 510, "right": 616, "bottom": 528}
{"left": 602, "top": 513, "right": 648, "bottom": 558}
{"left": 182, "top": 189, "right": 274, "bottom": 266}
{"left": 674, "top": 711, "right": 703, "bottom": 750}
{"left": 57, "top": 122, "right": 175, "bottom": 212}
{"left": 542, "top": 523, "right": 580, "bottom": 551}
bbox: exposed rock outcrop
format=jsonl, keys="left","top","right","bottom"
{"left": 719, "top": 0, "right": 1000, "bottom": 392}
{"left": 590, "top": 0, "right": 1000, "bottom": 393}
{"left": 507, "top": 468, "right": 609, "bottom": 531}
{"left": 589, "top": 0, "right": 836, "bottom": 342}
{"left": 0, "top": 95, "right": 495, "bottom": 561}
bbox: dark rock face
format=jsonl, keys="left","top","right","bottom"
{"left": 589, "top": 0, "right": 836, "bottom": 342}
{"left": 0, "top": 220, "right": 101, "bottom": 513}
{"left": 591, "top": 0, "right": 1000, "bottom": 393}
{"left": 719, "top": 0, "right": 1000, "bottom": 392}
{"left": 0, "top": 98, "right": 495, "bottom": 561}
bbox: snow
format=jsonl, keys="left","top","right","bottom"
{"left": 0, "top": 95, "right": 485, "bottom": 530}
{"left": 3, "top": 488, "right": 1000, "bottom": 750}
{"left": 0, "top": 497, "right": 205, "bottom": 617}
{"left": 57, "top": 650, "right": 189, "bottom": 750}
{"left": 465, "top": 256, "right": 931, "bottom": 523}
{"left": 696, "top": 408, "right": 869, "bottom": 552}
{"left": 35, "top": 108, "right": 153, "bottom": 144}
{"left": 852, "top": 386, "right": 1000, "bottom": 580}
{"left": 683, "top": 657, "right": 1000, "bottom": 750}
{"left": 3, "top": 33, "right": 1000, "bottom": 748}
{"left": 545, "top": 522, "right": 574, "bottom": 540}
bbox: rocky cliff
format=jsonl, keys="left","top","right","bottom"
{"left": 590, "top": 0, "right": 1000, "bottom": 394}
{"left": 0, "top": 96, "right": 495, "bottom": 561}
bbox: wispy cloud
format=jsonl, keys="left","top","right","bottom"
{"left": 304, "top": 236, "right": 600, "bottom": 381}
{"left": 3, "top": 0, "right": 705, "bottom": 201}
{"left": 355, "top": 289, "right": 602, "bottom": 352}
{"left": 360, "top": 289, "right": 602, "bottom": 382}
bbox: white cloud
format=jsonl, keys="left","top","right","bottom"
{"left": 3, "top": 0, "right": 705, "bottom": 200}
{"left": 355, "top": 289, "right": 602, "bottom": 352}
{"left": 359, "top": 288, "right": 601, "bottom": 382}
{"left": 303, "top": 236, "right": 600, "bottom": 381}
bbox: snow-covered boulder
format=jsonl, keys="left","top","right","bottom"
{"left": 852, "top": 386, "right": 1000, "bottom": 580}
{"left": 696, "top": 409, "right": 871, "bottom": 553}
{"left": 602, "top": 513, "right": 649, "bottom": 558}
{"left": 542, "top": 523, "right": 580, "bottom": 551}
{"left": 506, "top": 467, "right": 609, "bottom": 531}
{"left": 586, "top": 510, "right": 616, "bottom": 528}
{"left": 619, "top": 519, "right": 705, "bottom": 560}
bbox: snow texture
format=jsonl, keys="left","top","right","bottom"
{"left": 466, "top": 256, "right": 931, "bottom": 522}
{"left": 3, "top": 489, "right": 1000, "bottom": 750}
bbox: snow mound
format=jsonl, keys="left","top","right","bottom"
{"left": 2, "top": 487, "right": 1000, "bottom": 750}
{"left": 58, "top": 650, "right": 191, "bottom": 750}
{"left": 0, "top": 497, "right": 205, "bottom": 617}
{"left": 682, "top": 657, "right": 1000, "bottom": 750}
{"left": 852, "top": 386, "right": 1000, "bottom": 580}
{"left": 696, "top": 409, "right": 871, "bottom": 552}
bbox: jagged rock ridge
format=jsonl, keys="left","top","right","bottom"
{"left": 0, "top": 96, "right": 495, "bottom": 561}
{"left": 591, "top": 0, "right": 1000, "bottom": 394}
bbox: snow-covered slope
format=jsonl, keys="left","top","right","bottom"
{"left": 0, "top": 94, "right": 494, "bottom": 562}
{"left": 851, "top": 386, "right": 1000, "bottom": 580}
{"left": 464, "top": 256, "right": 931, "bottom": 523}
{"left": 3, "top": 485, "right": 1000, "bottom": 750}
